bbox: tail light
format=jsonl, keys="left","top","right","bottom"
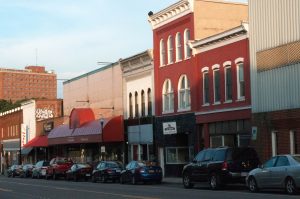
{"left": 222, "top": 161, "right": 228, "bottom": 171}
{"left": 138, "top": 168, "right": 145, "bottom": 173}
{"left": 106, "top": 169, "right": 115, "bottom": 174}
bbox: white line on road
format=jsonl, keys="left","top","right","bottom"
{"left": 0, "top": 187, "right": 12, "bottom": 192}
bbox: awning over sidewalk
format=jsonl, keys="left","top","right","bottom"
{"left": 48, "top": 108, "right": 124, "bottom": 145}
{"left": 22, "top": 135, "right": 48, "bottom": 148}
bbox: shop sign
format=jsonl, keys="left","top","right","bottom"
{"left": 101, "top": 146, "right": 106, "bottom": 153}
{"left": 163, "top": 122, "right": 177, "bottom": 135}
{"left": 21, "top": 124, "right": 27, "bottom": 147}
{"left": 251, "top": 126, "right": 257, "bottom": 140}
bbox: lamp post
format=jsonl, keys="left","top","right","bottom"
{"left": 100, "top": 117, "right": 104, "bottom": 160}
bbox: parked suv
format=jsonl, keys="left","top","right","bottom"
{"left": 46, "top": 157, "right": 73, "bottom": 180}
{"left": 182, "top": 147, "right": 260, "bottom": 190}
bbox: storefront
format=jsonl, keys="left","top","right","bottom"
{"left": 2, "top": 139, "right": 21, "bottom": 166}
{"left": 48, "top": 108, "right": 124, "bottom": 164}
{"left": 154, "top": 113, "right": 196, "bottom": 177}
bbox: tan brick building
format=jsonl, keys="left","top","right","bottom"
{"left": 0, "top": 66, "right": 57, "bottom": 102}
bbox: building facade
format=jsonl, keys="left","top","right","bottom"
{"left": 191, "top": 23, "right": 251, "bottom": 150}
{"left": 0, "top": 66, "right": 57, "bottom": 102}
{"left": 148, "top": 0, "right": 248, "bottom": 177}
{"left": 249, "top": 0, "right": 300, "bottom": 161}
{"left": 120, "top": 50, "right": 155, "bottom": 163}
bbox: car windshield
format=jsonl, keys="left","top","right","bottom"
{"left": 77, "top": 164, "right": 90, "bottom": 168}
{"left": 292, "top": 155, "right": 300, "bottom": 163}
{"left": 107, "top": 162, "right": 121, "bottom": 168}
{"left": 43, "top": 161, "right": 50, "bottom": 166}
{"left": 56, "top": 158, "right": 72, "bottom": 164}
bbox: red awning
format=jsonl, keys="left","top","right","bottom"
{"left": 23, "top": 135, "right": 48, "bottom": 148}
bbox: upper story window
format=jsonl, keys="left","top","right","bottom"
{"left": 167, "top": 35, "right": 174, "bottom": 64}
{"left": 224, "top": 64, "right": 232, "bottom": 101}
{"left": 135, "top": 92, "right": 139, "bottom": 117}
{"left": 203, "top": 70, "right": 210, "bottom": 105}
{"left": 184, "top": 29, "right": 191, "bottom": 59}
{"left": 162, "top": 79, "right": 174, "bottom": 113}
{"left": 147, "top": 88, "right": 152, "bottom": 116}
{"left": 129, "top": 93, "right": 134, "bottom": 117}
{"left": 176, "top": 32, "right": 182, "bottom": 62}
{"left": 160, "top": 39, "right": 166, "bottom": 66}
{"left": 178, "top": 75, "right": 191, "bottom": 110}
{"left": 213, "top": 65, "right": 221, "bottom": 103}
{"left": 236, "top": 59, "right": 245, "bottom": 100}
{"left": 141, "top": 90, "right": 145, "bottom": 117}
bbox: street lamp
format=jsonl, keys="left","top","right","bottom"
{"left": 100, "top": 117, "right": 104, "bottom": 160}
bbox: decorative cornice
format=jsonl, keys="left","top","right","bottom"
{"left": 148, "top": 0, "right": 193, "bottom": 30}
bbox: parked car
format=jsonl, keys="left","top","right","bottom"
{"left": 92, "top": 161, "right": 123, "bottom": 183}
{"left": 46, "top": 157, "right": 73, "bottom": 180}
{"left": 7, "top": 165, "right": 22, "bottom": 178}
{"left": 246, "top": 154, "right": 300, "bottom": 195}
{"left": 66, "top": 163, "right": 92, "bottom": 181}
{"left": 120, "top": 161, "right": 162, "bottom": 184}
{"left": 182, "top": 147, "right": 260, "bottom": 190}
{"left": 20, "top": 164, "right": 34, "bottom": 178}
{"left": 32, "top": 160, "right": 50, "bottom": 179}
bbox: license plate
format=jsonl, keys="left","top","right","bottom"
{"left": 86, "top": 174, "right": 91, "bottom": 177}
{"left": 41, "top": 170, "right": 46, "bottom": 175}
{"left": 148, "top": 170, "right": 154, "bottom": 173}
{"left": 241, "top": 172, "right": 248, "bottom": 177}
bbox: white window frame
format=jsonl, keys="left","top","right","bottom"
{"left": 184, "top": 29, "right": 191, "bottom": 59}
{"left": 162, "top": 79, "right": 174, "bottom": 113}
{"left": 175, "top": 32, "right": 182, "bottom": 62}
{"left": 165, "top": 146, "right": 193, "bottom": 164}
{"left": 178, "top": 75, "right": 191, "bottom": 111}
{"left": 167, "top": 35, "right": 174, "bottom": 64}
{"left": 202, "top": 67, "right": 209, "bottom": 106}
{"left": 290, "top": 130, "right": 295, "bottom": 154}
{"left": 235, "top": 58, "right": 245, "bottom": 100}
{"left": 271, "top": 131, "right": 277, "bottom": 156}
{"left": 223, "top": 61, "right": 232, "bottom": 103}
{"left": 213, "top": 65, "right": 221, "bottom": 104}
{"left": 160, "top": 39, "right": 166, "bottom": 66}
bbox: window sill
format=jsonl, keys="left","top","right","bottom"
{"left": 177, "top": 107, "right": 191, "bottom": 112}
{"left": 236, "top": 98, "right": 245, "bottom": 102}
{"left": 184, "top": 56, "right": 191, "bottom": 60}
{"left": 224, "top": 100, "right": 232, "bottom": 104}
{"left": 202, "top": 103, "right": 210, "bottom": 107}
{"left": 213, "top": 102, "right": 221, "bottom": 105}
{"left": 175, "top": 59, "right": 182, "bottom": 63}
{"left": 162, "top": 110, "right": 174, "bottom": 114}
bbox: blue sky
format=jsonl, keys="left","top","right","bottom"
{"left": 0, "top": 0, "right": 247, "bottom": 98}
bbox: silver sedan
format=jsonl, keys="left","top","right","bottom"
{"left": 246, "top": 154, "right": 300, "bottom": 194}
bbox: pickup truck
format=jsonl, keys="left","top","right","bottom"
{"left": 46, "top": 157, "right": 73, "bottom": 180}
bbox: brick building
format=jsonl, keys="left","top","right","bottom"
{"left": 0, "top": 66, "right": 57, "bottom": 102}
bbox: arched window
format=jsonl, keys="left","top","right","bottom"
{"left": 184, "top": 29, "right": 191, "bottom": 59}
{"left": 141, "top": 90, "right": 145, "bottom": 117}
{"left": 160, "top": 39, "right": 166, "bottom": 66}
{"left": 237, "top": 62, "right": 245, "bottom": 99}
{"left": 176, "top": 32, "right": 182, "bottom": 62}
{"left": 162, "top": 79, "right": 174, "bottom": 112}
{"left": 129, "top": 93, "right": 133, "bottom": 118}
{"left": 167, "top": 35, "right": 174, "bottom": 64}
{"left": 135, "top": 92, "right": 139, "bottom": 117}
{"left": 178, "top": 75, "right": 191, "bottom": 110}
{"left": 147, "top": 88, "right": 152, "bottom": 116}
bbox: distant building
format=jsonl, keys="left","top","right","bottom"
{"left": 0, "top": 66, "right": 57, "bottom": 102}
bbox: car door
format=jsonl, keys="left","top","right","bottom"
{"left": 256, "top": 156, "right": 277, "bottom": 188}
{"left": 270, "top": 156, "right": 290, "bottom": 188}
{"left": 190, "top": 150, "right": 206, "bottom": 182}
{"left": 199, "top": 149, "right": 215, "bottom": 181}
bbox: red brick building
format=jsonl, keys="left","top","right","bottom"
{"left": 0, "top": 66, "right": 57, "bottom": 102}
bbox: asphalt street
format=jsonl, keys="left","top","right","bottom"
{"left": 0, "top": 175, "right": 298, "bottom": 199}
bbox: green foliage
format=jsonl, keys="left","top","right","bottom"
{"left": 0, "top": 99, "right": 29, "bottom": 113}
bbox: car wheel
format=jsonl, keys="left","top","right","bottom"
{"left": 53, "top": 173, "right": 57, "bottom": 180}
{"left": 131, "top": 176, "right": 136, "bottom": 185}
{"left": 209, "top": 173, "right": 220, "bottom": 190}
{"left": 74, "top": 174, "right": 78, "bottom": 182}
{"left": 156, "top": 179, "right": 162, "bottom": 184}
{"left": 120, "top": 176, "right": 125, "bottom": 184}
{"left": 92, "top": 175, "right": 97, "bottom": 183}
{"left": 286, "top": 177, "right": 297, "bottom": 195}
{"left": 37, "top": 173, "right": 40, "bottom": 179}
{"left": 183, "top": 173, "right": 194, "bottom": 189}
{"left": 248, "top": 176, "right": 259, "bottom": 193}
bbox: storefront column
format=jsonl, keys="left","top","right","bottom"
{"left": 204, "top": 123, "right": 210, "bottom": 148}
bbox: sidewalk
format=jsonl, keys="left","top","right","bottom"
{"left": 163, "top": 177, "right": 182, "bottom": 185}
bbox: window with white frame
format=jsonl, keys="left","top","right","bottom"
{"left": 203, "top": 71, "right": 209, "bottom": 104}
{"left": 166, "top": 147, "right": 194, "bottom": 164}
{"left": 178, "top": 75, "right": 191, "bottom": 110}
{"left": 135, "top": 92, "right": 138, "bottom": 117}
{"left": 147, "top": 88, "right": 152, "bottom": 116}
{"left": 237, "top": 62, "right": 245, "bottom": 99}
{"left": 176, "top": 32, "right": 182, "bottom": 61}
{"left": 213, "top": 69, "right": 221, "bottom": 103}
{"left": 129, "top": 93, "right": 133, "bottom": 118}
{"left": 167, "top": 35, "right": 174, "bottom": 64}
{"left": 225, "top": 66, "right": 232, "bottom": 101}
{"left": 160, "top": 39, "right": 166, "bottom": 66}
{"left": 184, "top": 29, "right": 191, "bottom": 59}
{"left": 162, "top": 79, "right": 174, "bottom": 112}
{"left": 141, "top": 90, "right": 145, "bottom": 117}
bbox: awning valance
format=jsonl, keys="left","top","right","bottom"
{"left": 23, "top": 136, "right": 48, "bottom": 148}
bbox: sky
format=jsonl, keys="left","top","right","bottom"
{"left": 0, "top": 0, "right": 247, "bottom": 98}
